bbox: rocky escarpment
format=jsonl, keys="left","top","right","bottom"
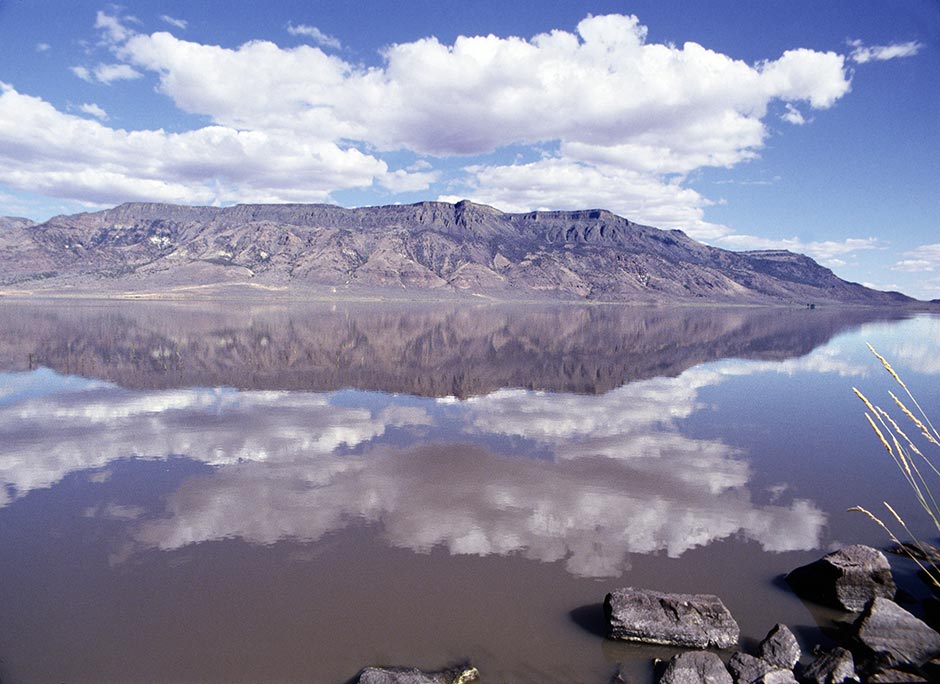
{"left": 0, "top": 201, "right": 916, "bottom": 304}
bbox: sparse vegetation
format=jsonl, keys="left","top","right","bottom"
{"left": 851, "top": 344, "right": 940, "bottom": 589}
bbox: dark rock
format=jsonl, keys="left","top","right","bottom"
{"left": 757, "top": 624, "right": 801, "bottom": 670}
{"left": 867, "top": 669, "right": 927, "bottom": 683}
{"left": 726, "top": 652, "right": 795, "bottom": 684}
{"left": 801, "top": 647, "right": 857, "bottom": 684}
{"left": 754, "top": 673, "right": 797, "bottom": 684}
{"left": 854, "top": 597, "right": 940, "bottom": 670}
{"left": 786, "top": 545, "right": 896, "bottom": 612}
{"left": 357, "top": 664, "right": 480, "bottom": 684}
{"left": 728, "top": 652, "right": 773, "bottom": 684}
{"left": 659, "top": 651, "right": 732, "bottom": 684}
{"left": 922, "top": 657, "right": 940, "bottom": 682}
{"left": 605, "top": 587, "right": 740, "bottom": 649}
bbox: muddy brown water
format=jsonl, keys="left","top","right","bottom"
{"left": 0, "top": 301, "right": 937, "bottom": 683}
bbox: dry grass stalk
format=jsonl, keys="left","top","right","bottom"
{"left": 851, "top": 505, "right": 940, "bottom": 589}
{"left": 852, "top": 345, "right": 940, "bottom": 587}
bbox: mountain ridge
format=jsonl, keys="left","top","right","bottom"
{"left": 0, "top": 200, "right": 917, "bottom": 304}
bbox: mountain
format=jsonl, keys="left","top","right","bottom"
{"left": 0, "top": 200, "right": 916, "bottom": 304}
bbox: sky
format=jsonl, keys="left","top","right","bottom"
{"left": 0, "top": 1, "right": 937, "bottom": 298}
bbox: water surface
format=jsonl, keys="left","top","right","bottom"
{"left": 0, "top": 301, "right": 937, "bottom": 684}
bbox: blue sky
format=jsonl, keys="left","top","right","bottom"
{"left": 0, "top": 1, "right": 937, "bottom": 298}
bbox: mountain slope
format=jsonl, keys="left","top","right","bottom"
{"left": 0, "top": 201, "right": 915, "bottom": 304}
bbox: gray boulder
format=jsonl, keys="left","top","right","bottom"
{"left": 801, "top": 647, "right": 857, "bottom": 684}
{"left": 659, "top": 651, "right": 732, "bottom": 684}
{"left": 757, "top": 624, "right": 801, "bottom": 670}
{"left": 357, "top": 665, "right": 480, "bottom": 684}
{"left": 786, "top": 545, "right": 896, "bottom": 612}
{"left": 853, "top": 597, "right": 940, "bottom": 670}
{"left": 605, "top": 587, "right": 740, "bottom": 649}
{"left": 727, "top": 652, "right": 773, "bottom": 684}
{"left": 726, "top": 652, "right": 795, "bottom": 684}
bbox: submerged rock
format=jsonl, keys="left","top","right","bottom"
{"left": 853, "top": 597, "right": 940, "bottom": 670}
{"left": 357, "top": 665, "right": 480, "bottom": 684}
{"left": 659, "top": 651, "right": 732, "bottom": 684}
{"left": 605, "top": 587, "right": 740, "bottom": 649}
{"left": 786, "top": 545, "right": 896, "bottom": 612}
{"left": 757, "top": 624, "right": 801, "bottom": 670}
{"left": 801, "top": 647, "right": 857, "bottom": 684}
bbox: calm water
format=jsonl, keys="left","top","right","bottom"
{"left": 1, "top": 301, "right": 938, "bottom": 684}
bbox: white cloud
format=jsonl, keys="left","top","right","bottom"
{"left": 891, "top": 244, "right": 940, "bottom": 274}
{"left": 757, "top": 48, "right": 850, "bottom": 108}
{"left": 95, "top": 10, "right": 137, "bottom": 44}
{"left": 0, "top": 83, "right": 388, "bottom": 206}
{"left": 70, "top": 63, "right": 142, "bottom": 84}
{"left": 716, "top": 234, "right": 881, "bottom": 261}
{"left": 781, "top": 103, "right": 807, "bottom": 125}
{"left": 903, "top": 243, "right": 940, "bottom": 262}
{"left": 70, "top": 65, "right": 92, "bottom": 82}
{"left": 92, "top": 63, "right": 143, "bottom": 84}
{"left": 160, "top": 15, "right": 188, "bottom": 30}
{"left": 36, "top": 42, "right": 51, "bottom": 52}
{"left": 379, "top": 167, "right": 440, "bottom": 193}
{"left": 78, "top": 102, "right": 108, "bottom": 120}
{"left": 849, "top": 39, "right": 923, "bottom": 64}
{"left": 439, "top": 157, "right": 729, "bottom": 239}
{"left": 7, "top": 13, "right": 858, "bottom": 228}
{"left": 287, "top": 22, "right": 341, "bottom": 50}
{"left": 891, "top": 259, "right": 934, "bottom": 273}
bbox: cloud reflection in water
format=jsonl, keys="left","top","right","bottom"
{"left": 0, "top": 360, "right": 827, "bottom": 577}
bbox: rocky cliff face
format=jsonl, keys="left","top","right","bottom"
{"left": 0, "top": 201, "right": 915, "bottom": 304}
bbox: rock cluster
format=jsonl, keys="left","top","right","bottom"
{"left": 350, "top": 544, "right": 939, "bottom": 684}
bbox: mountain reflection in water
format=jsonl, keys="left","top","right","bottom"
{"left": 1, "top": 301, "right": 909, "bottom": 577}
{"left": 0, "top": 300, "right": 907, "bottom": 396}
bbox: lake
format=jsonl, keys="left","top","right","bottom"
{"left": 1, "top": 300, "right": 938, "bottom": 684}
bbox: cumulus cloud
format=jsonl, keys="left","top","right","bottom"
{"left": 93, "top": 63, "right": 142, "bottom": 84}
{"left": 4, "top": 13, "right": 860, "bottom": 230}
{"left": 716, "top": 234, "right": 881, "bottom": 262}
{"left": 849, "top": 39, "right": 924, "bottom": 64}
{"left": 78, "top": 102, "right": 108, "bottom": 120}
{"left": 440, "top": 158, "right": 728, "bottom": 237}
{"left": 95, "top": 9, "right": 138, "bottom": 44}
{"left": 287, "top": 22, "right": 341, "bottom": 50}
{"left": 70, "top": 63, "right": 142, "bottom": 84}
{"left": 781, "top": 103, "right": 807, "bottom": 125}
{"left": 70, "top": 65, "right": 92, "bottom": 82}
{"left": 36, "top": 42, "right": 51, "bottom": 52}
{"left": 0, "top": 83, "right": 388, "bottom": 206}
